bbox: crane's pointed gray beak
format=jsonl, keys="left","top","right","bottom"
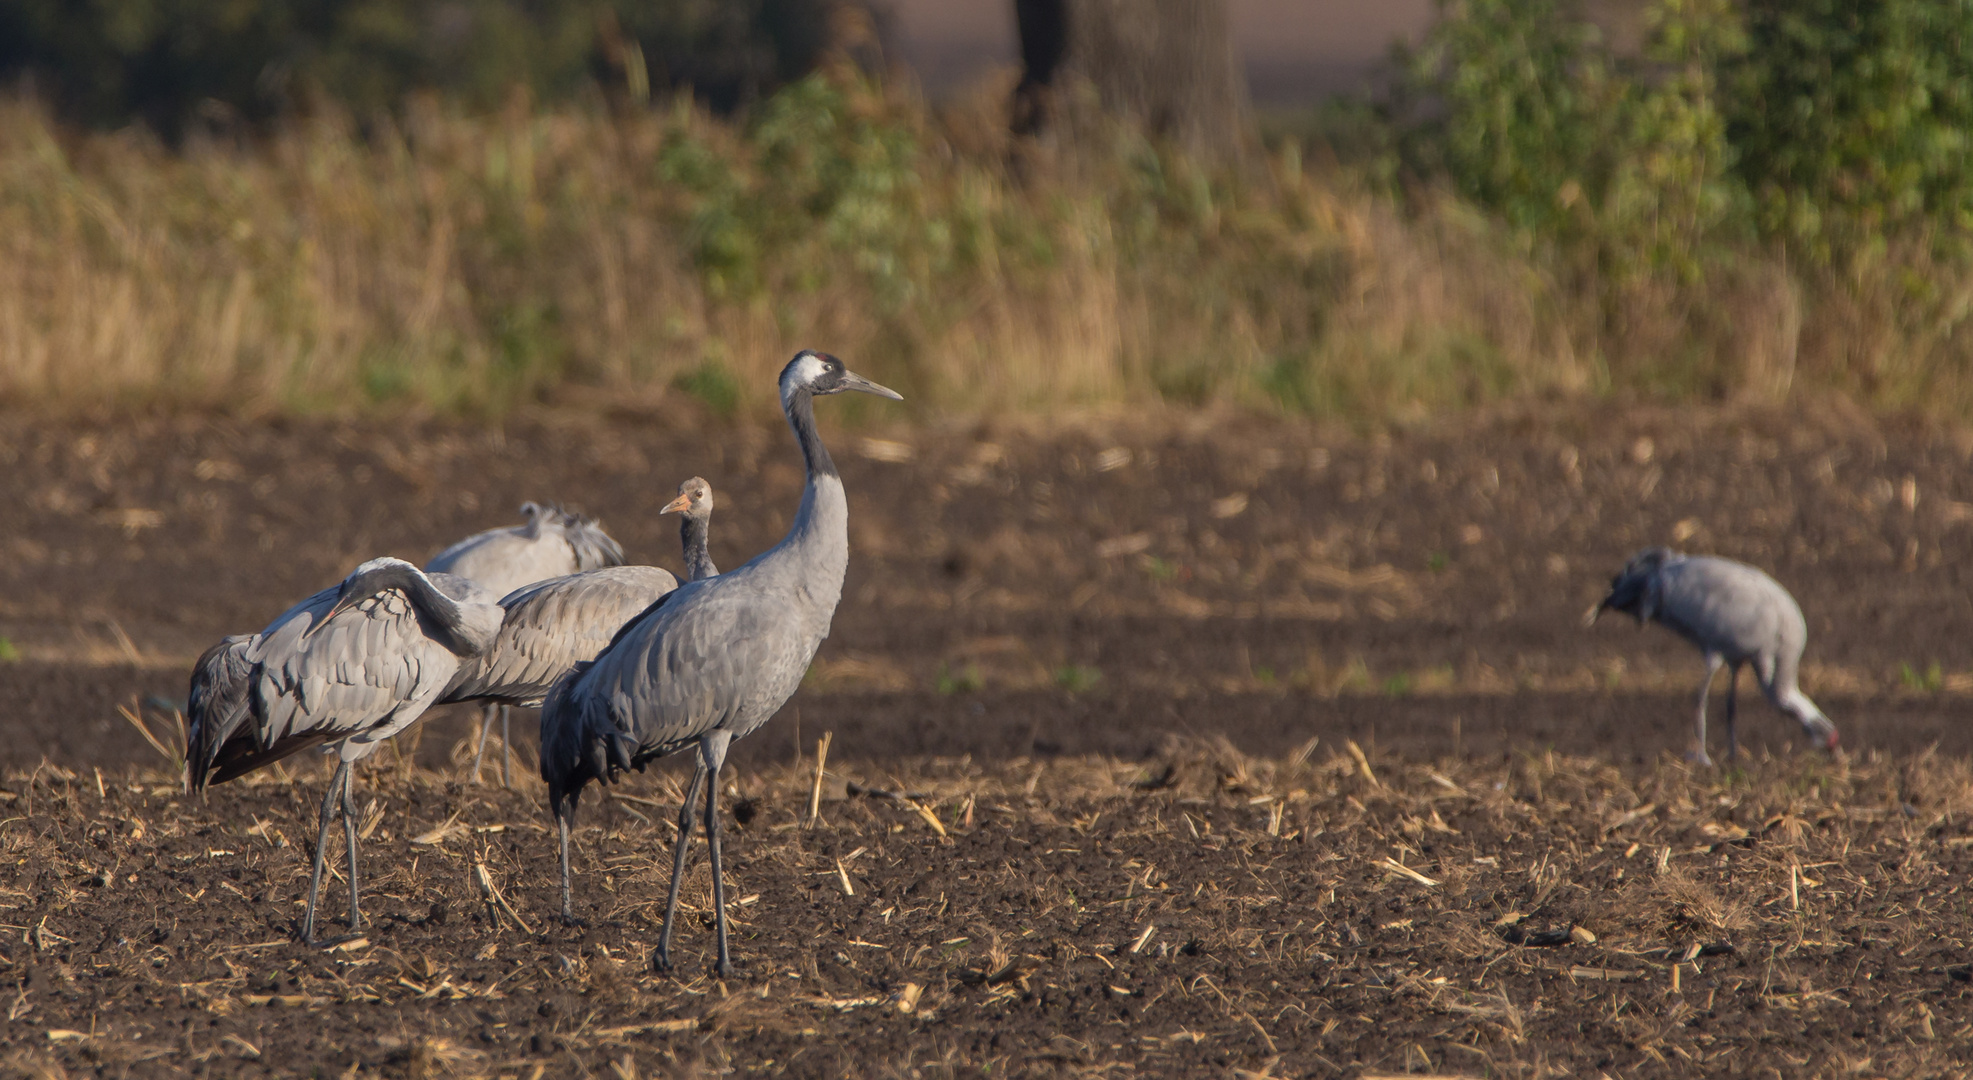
{"left": 305, "top": 594, "right": 359, "bottom": 640}
{"left": 842, "top": 371, "right": 903, "bottom": 401}
{"left": 1582, "top": 601, "right": 1606, "bottom": 628}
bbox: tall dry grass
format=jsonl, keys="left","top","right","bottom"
{"left": 0, "top": 69, "right": 1969, "bottom": 422}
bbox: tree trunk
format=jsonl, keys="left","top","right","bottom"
{"left": 1013, "top": 0, "right": 1251, "bottom": 166}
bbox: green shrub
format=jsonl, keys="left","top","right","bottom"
{"left": 1402, "top": 0, "right": 1973, "bottom": 267}
{"left": 1727, "top": 0, "right": 1973, "bottom": 262}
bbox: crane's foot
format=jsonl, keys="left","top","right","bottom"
{"left": 651, "top": 949, "right": 674, "bottom": 974}
{"left": 559, "top": 913, "right": 589, "bottom": 930}
{"left": 1685, "top": 748, "right": 1717, "bottom": 769}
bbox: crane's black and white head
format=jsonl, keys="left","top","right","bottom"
{"left": 778, "top": 350, "right": 903, "bottom": 403}
{"left": 661, "top": 476, "right": 714, "bottom": 519}
{"left": 1587, "top": 547, "right": 1679, "bottom": 626}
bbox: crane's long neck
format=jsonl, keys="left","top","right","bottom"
{"left": 776, "top": 387, "right": 849, "bottom": 599}
{"left": 680, "top": 512, "right": 718, "bottom": 581}
{"left": 784, "top": 386, "right": 837, "bottom": 480}
{"left": 343, "top": 563, "right": 489, "bottom": 657}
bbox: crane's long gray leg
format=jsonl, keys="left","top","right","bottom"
{"left": 1692, "top": 653, "right": 1723, "bottom": 768}
{"left": 341, "top": 761, "right": 363, "bottom": 934}
{"left": 654, "top": 758, "right": 707, "bottom": 973}
{"left": 555, "top": 791, "right": 582, "bottom": 926}
{"left": 472, "top": 703, "right": 497, "bottom": 784}
{"left": 302, "top": 759, "right": 351, "bottom": 944}
{"left": 701, "top": 731, "right": 735, "bottom": 978}
{"left": 1724, "top": 663, "right": 1742, "bottom": 763}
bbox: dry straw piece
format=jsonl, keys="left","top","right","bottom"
{"left": 808, "top": 732, "right": 832, "bottom": 826}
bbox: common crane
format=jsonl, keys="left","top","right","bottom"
{"left": 540, "top": 351, "right": 900, "bottom": 975}
{"left": 186, "top": 558, "right": 503, "bottom": 942}
{"left": 1589, "top": 547, "right": 1838, "bottom": 765}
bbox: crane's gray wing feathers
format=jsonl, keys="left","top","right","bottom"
{"left": 426, "top": 531, "right": 578, "bottom": 598}
{"left": 572, "top": 578, "right": 817, "bottom": 763}
{"left": 185, "top": 634, "right": 256, "bottom": 787}
{"left": 1655, "top": 557, "right": 1806, "bottom": 660}
{"left": 428, "top": 508, "right": 625, "bottom": 596}
{"left": 445, "top": 565, "right": 678, "bottom": 705}
{"left": 248, "top": 589, "right": 465, "bottom": 750}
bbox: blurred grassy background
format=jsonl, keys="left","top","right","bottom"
{"left": 0, "top": 0, "right": 1969, "bottom": 423}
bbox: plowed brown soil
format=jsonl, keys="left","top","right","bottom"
{"left": 2, "top": 403, "right": 1973, "bottom": 1077}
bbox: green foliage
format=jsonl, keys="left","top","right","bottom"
{"left": 1898, "top": 660, "right": 1944, "bottom": 693}
{"left": 935, "top": 664, "right": 982, "bottom": 696}
{"left": 1405, "top": 0, "right": 1747, "bottom": 279}
{"left": 0, "top": 637, "right": 17, "bottom": 662}
{"left": 1727, "top": 0, "right": 1973, "bottom": 261}
{"left": 1406, "top": 0, "right": 1611, "bottom": 236}
{"left": 661, "top": 73, "right": 946, "bottom": 311}
{"left": 1404, "top": 0, "right": 1973, "bottom": 269}
{"left": 1054, "top": 665, "right": 1102, "bottom": 694}
{"left": 674, "top": 357, "right": 742, "bottom": 417}
{"left": 1597, "top": 0, "right": 1750, "bottom": 282}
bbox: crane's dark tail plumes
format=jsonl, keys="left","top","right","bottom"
{"left": 561, "top": 509, "right": 626, "bottom": 572}
{"left": 185, "top": 636, "right": 256, "bottom": 795}
{"left": 523, "top": 500, "right": 625, "bottom": 571}
{"left": 540, "top": 662, "right": 638, "bottom": 924}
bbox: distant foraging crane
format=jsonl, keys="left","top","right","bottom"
{"left": 541, "top": 351, "right": 901, "bottom": 975}
{"left": 426, "top": 503, "right": 626, "bottom": 786}
{"left": 1588, "top": 548, "right": 1839, "bottom": 766}
{"left": 186, "top": 558, "right": 504, "bottom": 943}
{"left": 439, "top": 478, "right": 724, "bottom": 748}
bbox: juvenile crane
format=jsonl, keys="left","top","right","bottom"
{"left": 1588, "top": 548, "right": 1839, "bottom": 765}
{"left": 186, "top": 558, "right": 503, "bottom": 942}
{"left": 540, "top": 351, "right": 901, "bottom": 975}
{"left": 665, "top": 477, "right": 720, "bottom": 582}
{"left": 440, "top": 478, "right": 724, "bottom": 735}
{"left": 427, "top": 503, "right": 626, "bottom": 785}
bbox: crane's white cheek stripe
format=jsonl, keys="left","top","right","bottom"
{"left": 781, "top": 354, "right": 830, "bottom": 394}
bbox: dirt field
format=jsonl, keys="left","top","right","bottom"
{"left": 3, "top": 402, "right": 1973, "bottom": 1076}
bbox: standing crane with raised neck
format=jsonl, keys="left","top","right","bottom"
{"left": 540, "top": 350, "right": 901, "bottom": 975}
